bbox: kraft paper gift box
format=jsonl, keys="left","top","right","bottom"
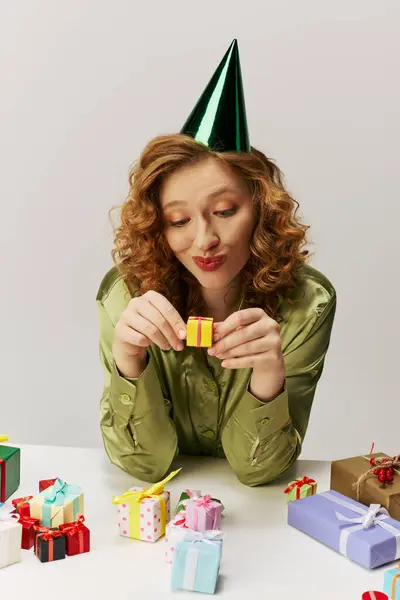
{"left": 331, "top": 452, "right": 400, "bottom": 521}
{"left": 171, "top": 531, "right": 224, "bottom": 594}
{"left": 384, "top": 564, "right": 400, "bottom": 600}
{"left": 59, "top": 515, "right": 90, "bottom": 556}
{"left": 185, "top": 495, "right": 223, "bottom": 532}
{"left": 287, "top": 489, "right": 400, "bottom": 569}
{"left": 0, "top": 518, "right": 22, "bottom": 569}
{"left": 176, "top": 489, "right": 223, "bottom": 515}
{"left": 34, "top": 528, "right": 66, "bottom": 563}
{"left": 187, "top": 317, "right": 213, "bottom": 348}
{"left": 0, "top": 445, "right": 20, "bottom": 502}
{"left": 112, "top": 469, "right": 180, "bottom": 542}
{"left": 29, "top": 478, "right": 84, "bottom": 527}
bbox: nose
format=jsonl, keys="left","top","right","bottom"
{"left": 194, "top": 218, "right": 219, "bottom": 252}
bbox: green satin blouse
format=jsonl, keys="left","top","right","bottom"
{"left": 96, "top": 264, "right": 336, "bottom": 487}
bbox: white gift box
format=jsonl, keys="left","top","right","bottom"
{"left": 0, "top": 519, "right": 22, "bottom": 569}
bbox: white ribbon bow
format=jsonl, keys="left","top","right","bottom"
{"left": 324, "top": 492, "right": 400, "bottom": 558}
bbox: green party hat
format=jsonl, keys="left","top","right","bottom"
{"left": 180, "top": 39, "right": 250, "bottom": 152}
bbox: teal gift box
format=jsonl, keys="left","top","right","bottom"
{"left": 384, "top": 564, "right": 400, "bottom": 600}
{"left": 171, "top": 531, "right": 224, "bottom": 595}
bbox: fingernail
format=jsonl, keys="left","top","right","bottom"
{"left": 178, "top": 329, "right": 186, "bottom": 340}
{"left": 207, "top": 348, "right": 215, "bottom": 356}
{"left": 176, "top": 342, "right": 184, "bottom": 351}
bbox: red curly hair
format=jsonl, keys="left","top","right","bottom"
{"left": 111, "top": 134, "right": 310, "bottom": 321}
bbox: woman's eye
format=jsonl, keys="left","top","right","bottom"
{"left": 215, "top": 208, "right": 237, "bottom": 217}
{"left": 170, "top": 219, "right": 190, "bottom": 227}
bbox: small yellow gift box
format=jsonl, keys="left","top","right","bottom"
{"left": 186, "top": 317, "right": 213, "bottom": 348}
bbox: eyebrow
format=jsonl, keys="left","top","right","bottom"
{"left": 163, "top": 186, "right": 238, "bottom": 210}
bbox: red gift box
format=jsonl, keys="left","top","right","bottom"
{"left": 14, "top": 515, "right": 40, "bottom": 549}
{"left": 361, "top": 593, "right": 388, "bottom": 600}
{"left": 59, "top": 515, "right": 90, "bottom": 556}
{"left": 12, "top": 495, "right": 33, "bottom": 518}
{"left": 39, "top": 478, "right": 58, "bottom": 492}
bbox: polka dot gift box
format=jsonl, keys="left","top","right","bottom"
{"left": 112, "top": 469, "right": 181, "bottom": 542}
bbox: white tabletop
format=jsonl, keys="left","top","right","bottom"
{"left": 0, "top": 444, "right": 391, "bottom": 599}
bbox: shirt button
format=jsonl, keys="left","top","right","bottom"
{"left": 120, "top": 393, "right": 131, "bottom": 405}
{"left": 203, "top": 430, "right": 215, "bottom": 440}
{"left": 260, "top": 417, "right": 270, "bottom": 426}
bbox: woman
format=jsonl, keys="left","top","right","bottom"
{"left": 96, "top": 40, "right": 336, "bottom": 486}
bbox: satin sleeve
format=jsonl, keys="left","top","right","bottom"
{"left": 97, "top": 299, "right": 178, "bottom": 482}
{"left": 221, "top": 293, "right": 337, "bottom": 486}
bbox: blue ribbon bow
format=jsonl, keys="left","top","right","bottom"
{"left": 41, "top": 478, "right": 82, "bottom": 526}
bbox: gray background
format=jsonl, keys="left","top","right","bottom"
{"left": 1, "top": 0, "right": 399, "bottom": 458}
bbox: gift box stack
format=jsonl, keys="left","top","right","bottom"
{"left": 112, "top": 469, "right": 225, "bottom": 594}
{"left": 0, "top": 437, "right": 90, "bottom": 569}
{"left": 284, "top": 446, "right": 400, "bottom": 598}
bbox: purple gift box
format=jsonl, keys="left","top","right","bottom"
{"left": 287, "top": 490, "right": 400, "bottom": 569}
{"left": 186, "top": 495, "right": 222, "bottom": 532}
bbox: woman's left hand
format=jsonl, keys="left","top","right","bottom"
{"left": 208, "top": 308, "right": 285, "bottom": 376}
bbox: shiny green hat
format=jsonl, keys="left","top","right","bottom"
{"left": 180, "top": 39, "right": 250, "bottom": 152}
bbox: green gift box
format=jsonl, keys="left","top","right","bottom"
{"left": 0, "top": 445, "right": 20, "bottom": 502}
{"left": 176, "top": 490, "right": 223, "bottom": 515}
{"left": 284, "top": 476, "right": 317, "bottom": 503}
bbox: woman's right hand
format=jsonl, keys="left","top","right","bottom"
{"left": 112, "top": 290, "right": 187, "bottom": 378}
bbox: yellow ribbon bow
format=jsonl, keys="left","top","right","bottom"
{"left": 112, "top": 468, "right": 181, "bottom": 539}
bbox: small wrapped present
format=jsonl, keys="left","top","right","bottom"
{"left": 29, "top": 478, "right": 84, "bottom": 527}
{"left": 171, "top": 530, "right": 224, "bottom": 594}
{"left": 288, "top": 489, "right": 400, "bottom": 569}
{"left": 187, "top": 317, "right": 213, "bottom": 348}
{"left": 284, "top": 476, "right": 317, "bottom": 502}
{"left": 34, "top": 527, "right": 66, "bottom": 563}
{"left": 112, "top": 468, "right": 180, "bottom": 542}
{"left": 15, "top": 515, "right": 40, "bottom": 549}
{"left": 384, "top": 563, "right": 400, "bottom": 600}
{"left": 331, "top": 452, "right": 400, "bottom": 520}
{"left": 39, "top": 478, "right": 58, "bottom": 492}
{"left": 362, "top": 593, "right": 388, "bottom": 600}
{"left": 0, "top": 445, "right": 20, "bottom": 502}
{"left": 165, "top": 512, "right": 190, "bottom": 563}
{"left": 185, "top": 494, "right": 223, "bottom": 532}
{"left": 59, "top": 515, "right": 90, "bottom": 556}
{"left": 12, "top": 496, "right": 33, "bottom": 517}
{"left": 0, "top": 518, "right": 22, "bottom": 569}
{"left": 176, "top": 489, "right": 223, "bottom": 515}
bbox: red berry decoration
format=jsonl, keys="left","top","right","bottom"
{"left": 378, "top": 474, "right": 387, "bottom": 483}
{"left": 387, "top": 467, "right": 394, "bottom": 476}
{"left": 370, "top": 458, "right": 376, "bottom": 466}
{"left": 374, "top": 468, "right": 380, "bottom": 475}
{"left": 386, "top": 473, "right": 394, "bottom": 483}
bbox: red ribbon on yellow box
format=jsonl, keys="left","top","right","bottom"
{"left": 187, "top": 317, "right": 213, "bottom": 347}
{"left": 284, "top": 476, "right": 317, "bottom": 500}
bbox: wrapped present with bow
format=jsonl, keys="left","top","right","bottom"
{"left": 331, "top": 451, "right": 400, "bottom": 520}
{"left": 384, "top": 563, "right": 400, "bottom": 600}
{"left": 29, "top": 477, "right": 84, "bottom": 528}
{"left": 176, "top": 489, "right": 223, "bottom": 515}
{"left": 39, "top": 478, "right": 58, "bottom": 493}
{"left": 186, "top": 317, "right": 213, "bottom": 348}
{"left": 12, "top": 495, "right": 33, "bottom": 518}
{"left": 0, "top": 443, "right": 20, "bottom": 503}
{"left": 34, "top": 526, "right": 66, "bottom": 563}
{"left": 171, "top": 530, "right": 224, "bottom": 594}
{"left": 59, "top": 515, "right": 90, "bottom": 556}
{"left": 0, "top": 504, "right": 22, "bottom": 568}
{"left": 284, "top": 476, "right": 317, "bottom": 502}
{"left": 112, "top": 468, "right": 181, "bottom": 542}
{"left": 288, "top": 489, "right": 400, "bottom": 569}
{"left": 185, "top": 494, "right": 223, "bottom": 532}
{"left": 14, "top": 515, "right": 40, "bottom": 549}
